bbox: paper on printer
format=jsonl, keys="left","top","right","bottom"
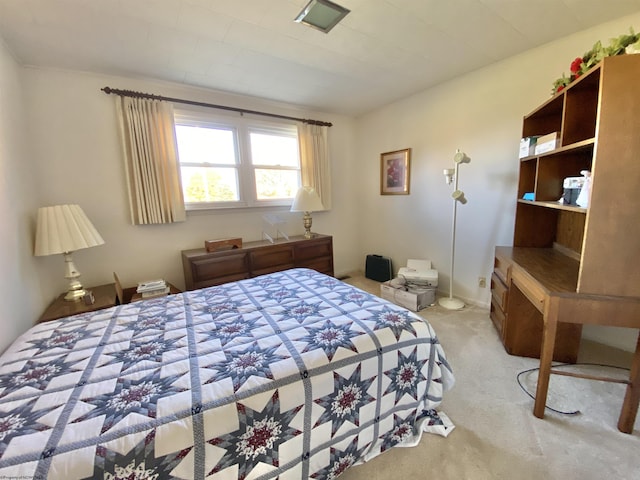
{"left": 397, "top": 259, "right": 438, "bottom": 287}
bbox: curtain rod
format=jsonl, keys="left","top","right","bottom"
{"left": 101, "top": 87, "right": 332, "bottom": 127}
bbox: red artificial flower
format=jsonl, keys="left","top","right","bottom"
{"left": 556, "top": 85, "right": 565, "bottom": 93}
{"left": 570, "top": 57, "right": 583, "bottom": 75}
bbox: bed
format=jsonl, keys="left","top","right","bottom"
{"left": 0, "top": 268, "right": 454, "bottom": 479}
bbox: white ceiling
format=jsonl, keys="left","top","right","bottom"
{"left": 1, "top": 0, "right": 640, "bottom": 116}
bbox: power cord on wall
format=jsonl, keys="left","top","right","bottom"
{"left": 516, "top": 362, "right": 630, "bottom": 415}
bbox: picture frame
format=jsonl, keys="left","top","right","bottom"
{"left": 380, "top": 148, "right": 411, "bottom": 195}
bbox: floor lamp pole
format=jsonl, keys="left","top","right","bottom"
{"left": 439, "top": 155, "right": 467, "bottom": 310}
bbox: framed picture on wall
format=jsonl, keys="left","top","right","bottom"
{"left": 380, "top": 148, "right": 411, "bottom": 195}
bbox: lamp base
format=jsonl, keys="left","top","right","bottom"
{"left": 303, "top": 211, "right": 314, "bottom": 238}
{"left": 64, "top": 287, "right": 88, "bottom": 302}
{"left": 438, "top": 296, "right": 465, "bottom": 310}
{"left": 63, "top": 251, "right": 86, "bottom": 302}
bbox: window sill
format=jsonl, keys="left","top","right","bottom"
{"left": 185, "top": 203, "right": 294, "bottom": 216}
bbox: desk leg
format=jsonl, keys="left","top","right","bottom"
{"left": 534, "top": 298, "right": 559, "bottom": 419}
{"left": 617, "top": 331, "right": 640, "bottom": 433}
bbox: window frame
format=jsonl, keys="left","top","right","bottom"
{"left": 174, "top": 108, "right": 301, "bottom": 211}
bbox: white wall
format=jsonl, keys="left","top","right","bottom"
{"left": 0, "top": 39, "right": 44, "bottom": 352}
{"left": 6, "top": 13, "right": 640, "bottom": 353}
{"left": 354, "top": 12, "right": 640, "bottom": 351}
{"left": 22, "top": 69, "right": 360, "bottom": 303}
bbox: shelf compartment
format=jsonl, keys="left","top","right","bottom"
{"left": 522, "top": 94, "right": 563, "bottom": 139}
{"left": 517, "top": 141, "right": 593, "bottom": 204}
{"left": 519, "top": 138, "right": 594, "bottom": 162}
{"left": 535, "top": 151, "right": 592, "bottom": 202}
{"left": 563, "top": 67, "right": 600, "bottom": 145}
{"left": 517, "top": 158, "right": 536, "bottom": 198}
{"left": 514, "top": 202, "right": 559, "bottom": 248}
{"left": 555, "top": 209, "right": 586, "bottom": 255}
{"left": 513, "top": 202, "right": 585, "bottom": 256}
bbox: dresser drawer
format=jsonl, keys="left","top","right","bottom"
{"left": 297, "top": 256, "right": 334, "bottom": 276}
{"left": 193, "top": 272, "right": 250, "bottom": 290}
{"left": 494, "top": 252, "right": 512, "bottom": 285}
{"left": 294, "top": 237, "right": 332, "bottom": 261}
{"left": 490, "top": 298, "right": 506, "bottom": 338}
{"left": 491, "top": 272, "right": 508, "bottom": 311}
{"left": 512, "top": 271, "right": 546, "bottom": 313}
{"left": 191, "top": 252, "right": 249, "bottom": 284}
{"left": 250, "top": 245, "right": 294, "bottom": 270}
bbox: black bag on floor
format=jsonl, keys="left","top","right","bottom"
{"left": 365, "top": 254, "right": 393, "bottom": 282}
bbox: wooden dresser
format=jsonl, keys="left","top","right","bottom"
{"left": 181, "top": 234, "right": 333, "bottom": 291}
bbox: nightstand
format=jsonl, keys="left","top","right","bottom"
{"left": 38, "top": 283, "right": 118, "bottom": 323}
{"left": 122, "top": 283, "right": 181, "bottom": 303}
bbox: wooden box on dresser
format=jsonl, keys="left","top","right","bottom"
{"left": 182, "top": 234, "right": 334, "bottom": 291}
{"left": 492, "top": 54, "right": 640, "bottom": 363}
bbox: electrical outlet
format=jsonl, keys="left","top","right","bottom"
{"left": 478, "top": 276, "right": 487, "bottom": 288}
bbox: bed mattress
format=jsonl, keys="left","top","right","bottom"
{"left": 0, "top": 268, "right": 454, "bottom": 479}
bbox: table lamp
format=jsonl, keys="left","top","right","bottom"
{"left": 290, "top": 186, "right": 324, "bottom": 238}
{"left": 34, "top": 204, "right": 105, "bottom": 301}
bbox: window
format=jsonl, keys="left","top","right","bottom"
{"left": 174, "top": 109, "right": 301, "bottom": 210}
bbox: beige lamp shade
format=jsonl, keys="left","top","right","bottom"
{"left": 290, "top": 186, "right": 325, "bottom": 213}
{"left": 34, "top": 204, "right": 105, "bottom": 302}
{"left": 35, "top": 204, "right": 105, "bottom": 256}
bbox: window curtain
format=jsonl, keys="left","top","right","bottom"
{"left": 298, "top": 124, "right": 332, "bottom": 210}
{"left": 115, "top": 96, "right": 186, "bottom": 225}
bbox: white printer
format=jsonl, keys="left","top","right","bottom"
{"left": 397, "top": 259, "right": 438, "bottom": 287}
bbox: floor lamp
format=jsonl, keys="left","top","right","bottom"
{"left": 439, "top": 150, "right": 471, "bottom": 310}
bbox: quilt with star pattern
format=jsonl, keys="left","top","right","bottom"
{"left": 0, "top": 268, "right": 454, "bottom": 479}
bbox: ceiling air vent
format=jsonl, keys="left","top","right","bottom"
{"left": 294, "top": 0, "right": 350, "bottom": 33}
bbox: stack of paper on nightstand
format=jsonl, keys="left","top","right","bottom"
{"left": 136, "top": 279, "right": 169, "bottom": 298}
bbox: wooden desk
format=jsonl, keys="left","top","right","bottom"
{"left": 492, "top": 247, "right": 583, "bottom": 362}
{"left": 496, "top": 247, "right": 640, "bottom": 434}
{"left": 39, "top": 283, "right": 117, "bottom": 323}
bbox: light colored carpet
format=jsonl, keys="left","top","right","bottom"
{"left": 339, "top": 273, "right": 640, "bottom": 480}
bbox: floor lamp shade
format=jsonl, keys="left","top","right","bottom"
{"left": 290, "top": 186, "right": 324, "bottom": 238}
{"left": 35, "top": 204, "right": 105, "bottom": 301}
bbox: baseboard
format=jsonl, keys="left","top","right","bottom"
{"left": 435, "top": 289, "right": 490, "bottom": 310}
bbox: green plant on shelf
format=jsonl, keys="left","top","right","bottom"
{"left": 552, "top": 27, "right": 640, "bottom": 94}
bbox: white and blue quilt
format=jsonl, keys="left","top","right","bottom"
{"left": 0, "top": 268, "right": 454, "bottom": 479}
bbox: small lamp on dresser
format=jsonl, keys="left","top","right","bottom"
{"left": 290, "top": 186, "right": 325, "bottom": 238}
{"left": 34, "top": 204, "right": 105, "bottom": 301}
